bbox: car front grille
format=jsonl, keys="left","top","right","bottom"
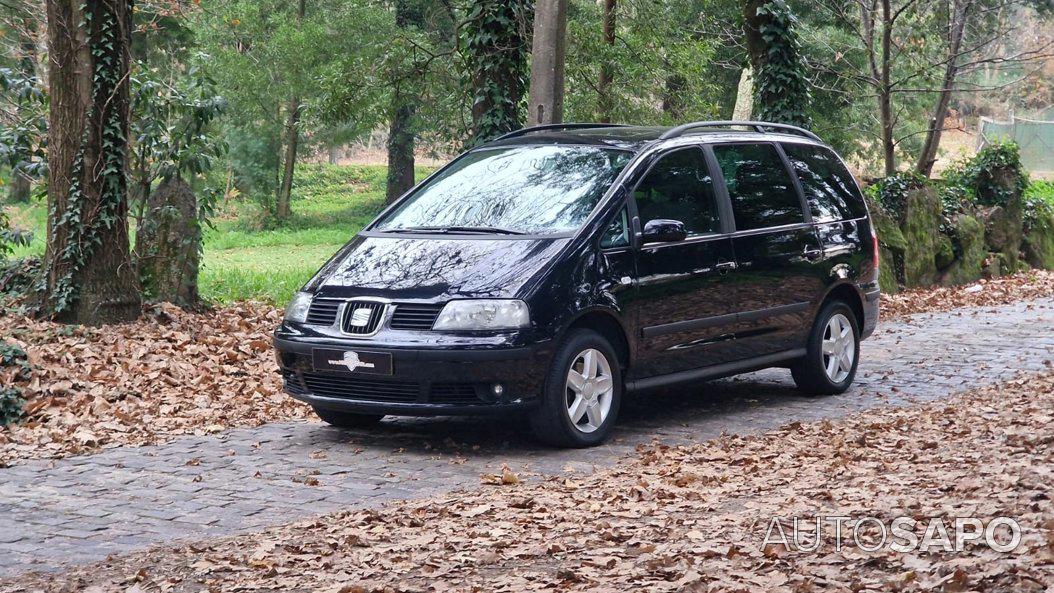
{"left": 389, "top": 304, "right": 444, "bottom": 330}
{"left": 340, "top": 301, "right": 386, "bottom": 335}
{"left": 306, "top": 298, "right": 342, "bottom": 326}
{"left": 304, "top": 298, "right": 445, "bottom": 332}
{"left": 301, "top": 372, "right": 420, "bottom": 403}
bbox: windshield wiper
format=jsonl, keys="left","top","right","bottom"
{"left": 383, "top": 225, "right": 525, "bottom": 235}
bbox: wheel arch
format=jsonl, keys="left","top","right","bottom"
{"left": 561, "top": 308, "right": 634, "bottom": 372}
{"left": 819, "top": 282, "right": 865, "bottom": 330}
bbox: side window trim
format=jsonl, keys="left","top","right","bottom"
{"left": 701, "top": 145, "right": 736, "bottom": 234}
{"left": 773, "top": 142, "right": 813, "bottom": 225}
{"left": 707, "top": 140, "right": 809, "bottom": 233}
{"left": 627, "top": 145, "right": 728, "bottom": 239}
{"left": 598, "top": 201, "right": 632, "bottom": 251}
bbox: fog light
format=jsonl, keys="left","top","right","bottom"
{"left": 492, "top": 383, "right": 504, "bottom": 397}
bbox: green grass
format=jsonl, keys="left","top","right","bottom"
{"left": 2, "top": 163, "right": 435, "bottom": 306}
{"left": 1027, "top": 179, "right": 1054, "bottom": 205}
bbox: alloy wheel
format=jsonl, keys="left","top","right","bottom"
{"left": 565, "top": 348, "right": 614, "bottom": 433}
{"left": 822, "top": 313, "right": 855, "bottom": 383}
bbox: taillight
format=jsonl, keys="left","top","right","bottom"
{"left": 871, "top": 225, "right": 880, "bottom": 269}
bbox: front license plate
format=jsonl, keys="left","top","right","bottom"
{"left": 312, "top": 348, "right": 393, "bottom": 375}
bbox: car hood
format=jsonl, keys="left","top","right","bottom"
{"left": 310, "top": 234, "right": 570, "bottom": 301}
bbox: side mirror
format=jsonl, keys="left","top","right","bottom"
{"left": 641, "top": 219, "right": 688, "bottom": 244}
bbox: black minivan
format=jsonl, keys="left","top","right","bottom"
{"left": 274, "top": 121, "right": 880, "bottom": 447}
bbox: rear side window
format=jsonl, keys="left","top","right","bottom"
{"left": 782, "top": 143, "right": 868, "bottom": 222}
{"left": 632, "top": 147, "right": 721, "bottom": 237}
{"left": 713, "top": 143, "right": 804, "bottom": 231}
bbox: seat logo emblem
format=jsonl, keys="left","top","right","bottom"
{"left": 349, "top": 307, "right": 372, "bottom": 327}
{"left": 328, "top": 351, "right": 375, "bottom": 372}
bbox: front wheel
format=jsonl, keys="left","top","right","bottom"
{"left": 792, "top": 301, "right": 860, "bottom": 395}
{"left": 529, "top": 329, "right": 622, "bottom": 448}
{"left": 312, "top": 406, "right": 384, "bottom": 429}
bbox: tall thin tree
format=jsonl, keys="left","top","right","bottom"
{"left": 527, "top": 0, "right": 568, "bottom": 125}
{"left": 276, "top": 0, "right": 308, "bottom": 220}
{"left": 597, "top": 0, "right": 616, "bottom": 123}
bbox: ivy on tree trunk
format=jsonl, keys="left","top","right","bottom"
{"left": 463, "top": 0, "right": 532, "bottom": 145}
{"left": 742, "top": 0, "right": 810, "bottom": 127}
{"left": 38, "top": 0, "right": 140, "bottom": 324}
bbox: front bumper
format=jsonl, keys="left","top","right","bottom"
{"left": 274, "top": 334, "right": 554, "bottom": 416}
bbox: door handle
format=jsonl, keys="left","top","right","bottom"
{"left": 715, "top": 261, "right": 738, "bottom": 273}
{"left": 803, "top": 247, "right": 824, "bottom": 261}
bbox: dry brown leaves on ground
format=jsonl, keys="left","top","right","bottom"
{"left": 883, "top": 269, "right": 1054, "bottom": 318}
{"left": 7, "top": 373, "right": 1052, "bottom": 593}
{"left": 0, "top": 303, "right": 312, "bottom": 465}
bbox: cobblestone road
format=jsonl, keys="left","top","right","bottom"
{"left": 3, "top": 299, "right": 1053, "bottom": 577}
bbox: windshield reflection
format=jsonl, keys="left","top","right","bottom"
{"left": 375, "top": 145, "right": 633, "bottom": 235}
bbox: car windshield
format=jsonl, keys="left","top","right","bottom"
{"left": 374, "top": 145, "right": 633, "bottom": 235}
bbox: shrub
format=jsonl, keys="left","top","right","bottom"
{"left": 868, "top": 172, "right": 926, "bottom": 220}
{"left": 1024, "top": 180, "right": 1054, "bottom": 229}
{"left": 0, "top": 388, "right": 25, "bottom": 427}
{"left": 943, "top": 142, "right": 1028, "bottom": 209}
{"left": 0, "top": 341, "right": 30, "bottom": 427}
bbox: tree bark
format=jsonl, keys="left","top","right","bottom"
{"left": 40, "top": 0, "right": 140, "bottom": 324}
{"left": 879, "top": 0, "right": 896, "bottom": 176}
{"left": 916, "top": 0, "right": 969, "bottom": 177}
{"left": 527, "top": 0, "right": 568, "bottom": 125}
{"left": 386, "top": 101, "right": 415, "bottom": 204}
{"left": 276, "top": 96, "right": 301, "bottom": 219}
{"left": 468, "top": 0, "right": 531, "bottom": 144}
{"left": 8, "top": 170, "right": 31, "bottom": 203}
{"left": 597, "top": 0, "right": 616, "bottom": 123}
{"left": 134, "top": 175, "right": 200, "bottom": 307}
{"left": 275, "top": 0, "right": 307, "bottom": 221}
{"left": 741, "top": 0, "right": 768, "bottom": 73}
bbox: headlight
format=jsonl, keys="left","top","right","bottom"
{"left": 284, "top": 291, "right": 313, "bottom": 323}
{"left": 433, "top": 299, "right": 530, "bottom": 331}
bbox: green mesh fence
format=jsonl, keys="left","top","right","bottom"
{"left": 978, "top": 114, "right": 1054, "bottom": 174}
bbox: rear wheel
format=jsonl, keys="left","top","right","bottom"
{"left": 529, "top": 329, "right": 622, "bottom": 447}
{"left": 792, "top": 301, "right": 860, "bottom": 395}
{"left": 312, "top": 406, "right": 384, "bottom": 428}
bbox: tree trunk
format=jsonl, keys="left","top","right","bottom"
{"left": 134, "top": 175, "right": 200, "bottom": 307}
{"left": 527, "top": 0, "right": 568, "bottom": 125}
{"left": 8, "top": 170, "right": 31, "bottom": 203}
{"left": 880, "top": 0, "right": 896, "bottom": 176}
{"left": 386, "top": 101, "right": 415, "bottom": 204}
{"left": 276, "top": 96, "right": 301, "bottom": 220}
{"left": 662, "top": 74, "right": 687, "bottom": 119}
{"left": 597, "top": 0, "right": 616, "bottom": 123}
{"left": 731, "top": 67, "right": 754, "bottom": 121}
{"left": 916, "top": 0, "right": 969, "bottom": 177}
{"left": 328, "top": 145, "right": 340, "bottom": 165}
{"left": 468, "top": 0, "right": 531, "bottom": 144}
{"left": 40, "top": 0, "right": 140, "bottom": 324}
{"left": 385, "top": 0, "right": 425, "bottom": 203}
{"left": 275, "top": 0, "right": 307, "bottom": 221}
{"left": 741, "top": 0, "right": 767, "bottom": 73}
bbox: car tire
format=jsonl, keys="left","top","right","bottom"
{"left": 312, "top": 406, "right": 384, "bottom": 428}
{"left": 529, "top": 329, "right": 622, "bottom": 448}
{"left": 792, "top": 300, "right": 861, "bottom": 395}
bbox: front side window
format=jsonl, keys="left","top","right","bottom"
{"left": 782, "top": 143, "right": 868, "bottom": 223}
{"left": 374, "top": 145, "right": 633, "bottom": 235}
{"left": 632, "top": 147, "right": 721, "bottom": 237}
{"left": 713, "top": 143, "right": 804, "bottom": 231}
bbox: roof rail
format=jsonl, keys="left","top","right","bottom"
{"left": 658, "top": 120, "right": 822, "bottom": 142}
{"left": 492, "top": 122, "right": 630, "bottom": 142}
